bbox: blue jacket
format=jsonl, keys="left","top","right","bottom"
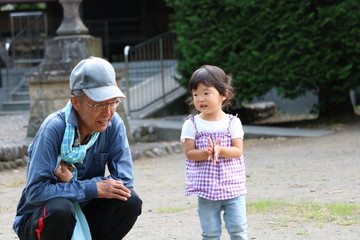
{"left": 13, "top": 106, "right": 134, "bottom": 235}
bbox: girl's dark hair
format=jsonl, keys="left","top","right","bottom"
{"left": 187, "top": 65, "right": 234, "bottom": 107}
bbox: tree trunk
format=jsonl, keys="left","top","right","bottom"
{"left": 317, "top": 86, "right": 355, "bottom": 119}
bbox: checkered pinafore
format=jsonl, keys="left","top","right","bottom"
{"left": 185, "top": 114, "right": 247, "bottom": 200}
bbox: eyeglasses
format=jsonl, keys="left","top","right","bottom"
{"left": 78, "top": 96, "right": 121, "bottom": 111}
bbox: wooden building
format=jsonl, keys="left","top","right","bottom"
{"left": 0, "top": 0, "right": 173, "bottom": 61}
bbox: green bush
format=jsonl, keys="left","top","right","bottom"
{"left": 166, "top": 0, "right": 360, "bottom": 118}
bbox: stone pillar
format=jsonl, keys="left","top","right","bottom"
{"left": 56, "top": 0, "right": 89, "bottom": 36}
{"left": 26, "top": 0, "right": 135, "bottom": 144}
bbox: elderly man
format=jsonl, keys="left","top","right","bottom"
{"left": 13, "top": 57, "right": 142, "bottom": 240}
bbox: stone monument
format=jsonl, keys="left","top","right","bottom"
{"left": 26, "top": 0, "right": 134, "bottom": 143}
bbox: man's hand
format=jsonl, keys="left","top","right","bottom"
{"left": 54, "top": 161, "right": 74, "bottom": 182}
{"left": 96, "top": 179, "right": 131, "bottom": 201}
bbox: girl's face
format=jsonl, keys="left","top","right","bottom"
{"left": 192, "top": 83, "right": 227, "bottom": 119}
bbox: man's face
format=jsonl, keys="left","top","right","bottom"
{"left": 71, "top": 93, "right": 119, "bottom": 137}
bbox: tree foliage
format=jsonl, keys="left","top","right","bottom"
{"left": 165, "top": 0, "right": 360, "bottom": 118}
{"left": 0, "top": 3, "right": 46, "bottom": 11}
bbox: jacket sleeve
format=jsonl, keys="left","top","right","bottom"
{"left": 105, "top": 113, "right": 134, "bottom": 188}
{"left": 25, "top": 115, "right": 97, "bottom": 205}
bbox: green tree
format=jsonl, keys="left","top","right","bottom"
{"left": 0, "top": 3, "right": 46, "bottom": 11}
{"left": 165, "top": 0, "right": 360, "bottom": 118}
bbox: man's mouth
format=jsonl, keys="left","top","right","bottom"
{"left": 98, "top": 120, "right": 109, "bottom": 124}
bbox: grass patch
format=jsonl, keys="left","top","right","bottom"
{"left": 247, "top": 200, "right": 360, "bottom": 226}
{"left": 0, "top": 178, "right": 25, "bottom": 188}
{"left": 156, "top": 203, "right": 197, "bottom": 214}
{"left": 296, "top": 231, "right": 308, "bottom": 235}
{"left": 157, "top": 207, "right": 186, "bottom": 213}
{"left": 248, "top": 200, "right": 288, "bottom": 213}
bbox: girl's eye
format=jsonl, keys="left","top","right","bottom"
{"left": 193, "top": 94, "right": 198, "bottom": 97}
{"left": 204, "top": 92, "right": 209, "bottom": 95}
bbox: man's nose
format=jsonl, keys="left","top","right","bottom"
{"left": 101, "top": 104, "right": 112, "bottom": 114}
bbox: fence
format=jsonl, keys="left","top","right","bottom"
{"left": 3, "top": 11, "right": 47, "bottom": 102}
{"left": 123, "top": 32, "right": 186, "bottom": 118}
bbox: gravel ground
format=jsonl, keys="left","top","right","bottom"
{"left": 0, "top": 112, "right": 359, "bottom": 239}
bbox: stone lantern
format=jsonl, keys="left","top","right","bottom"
{"left": 26, "top": 0, "right": 133, "bottom": 143}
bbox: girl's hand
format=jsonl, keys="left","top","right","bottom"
{"left": 54, "top": 161, "right": 74, "bottom": 182}
{"left": 206, "top": 137, "right": 221, "bottom": 163}
{"left": 213, "top": 138, "right": 221, "bottom": 163}
{"left": 206, "top": 137, "right": 214, "bottom": 160}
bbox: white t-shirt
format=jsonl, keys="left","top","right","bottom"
{"left": 180, "top": 114, "right": 244, "bottom": 142}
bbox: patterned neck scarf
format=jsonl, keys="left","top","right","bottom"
{"left": 58, "top": 101, "right": 99, "bottom": 240}
{"left": 60, "top": 101, "right": 99, "bottom": 177}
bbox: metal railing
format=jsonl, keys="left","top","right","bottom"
{"left": 123, "top": 32, "right": 186, "bottom": 118}
{"left": 9, "top": 11, "right": 47, "bottom": 66}
{"left": 3, "top": 11, "right": 47, "bottom": 101}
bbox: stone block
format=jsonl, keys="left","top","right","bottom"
{"left": 15, "top": 158, "right": 25, "bottom": 167}
{"left": 243, "top": 101, "right": 277, "bottom": 122}
{"left": 10, "top": 161, "right": 17, "bottom": 169}
{"left": 229, "top": 101, "right": 277, "bottom": 124}
{"left": 133, "top": 124, "right": 157, "bottom": 142}
{"left": 3, "top": 162, "right": 11, "bottom": 170}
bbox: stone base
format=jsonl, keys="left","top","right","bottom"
{"left": 26, "top": 35, "right": 103, "bottom": 137}
{"left": 26, "top": 34, "right": 134, "bottom": 144}
{"left": 26, "top": 70, "right": 71, "bottom": 137}
{"left": 25, "top": 70, "right": 131, "bottom": 140}
{"left": 40, "top": 35, "right": 103, "bottom": 72}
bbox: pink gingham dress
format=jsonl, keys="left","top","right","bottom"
{"left": 183, "top": 114, "right": 247, "bottom": 200}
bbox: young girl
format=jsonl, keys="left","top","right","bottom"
{"left": 180, "top": 65, "right": 247, "bottom": 240}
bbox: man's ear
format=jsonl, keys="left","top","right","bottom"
{"left": 70, "top": 96, "right": 80, "bottom": 111}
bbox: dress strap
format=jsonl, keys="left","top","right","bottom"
{"left": 188, "top": 114, "right": 199, "bottom": 133}
{"left": 227, "top": 114, "right": 236, "bottom": 133}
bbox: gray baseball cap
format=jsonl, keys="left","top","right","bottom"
{"left": 70, "top": 56, "right": 126, "bottom": 102}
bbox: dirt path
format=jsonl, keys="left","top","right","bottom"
{"left": 0, "top": 121, "right": 359, "bottom": 239}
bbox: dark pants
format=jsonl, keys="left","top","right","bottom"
{"left": 19, "top": 190, "right": 142, "bottom": 240}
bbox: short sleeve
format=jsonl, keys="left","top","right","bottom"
{"left": 229, "top": 117, "right": 244, "bottom": 139}
{"left": 180, "top": 119, "right": 196, "bottom": 142}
